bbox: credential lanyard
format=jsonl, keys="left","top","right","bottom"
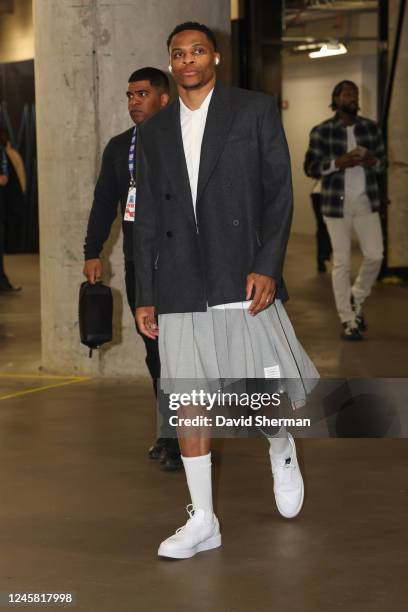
{"left": 128, "top": 126, "right": 137, "bottom": 186}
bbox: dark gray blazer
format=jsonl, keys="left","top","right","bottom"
{"left": 133, "top": 82, "right": 293, "bottom": 315}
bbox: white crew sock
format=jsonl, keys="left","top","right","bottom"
{"left": 268, "top": 426, "right": 291, "bottom": 458}
{"left": 181, "top": 452, "right": 213, "bottom": 514}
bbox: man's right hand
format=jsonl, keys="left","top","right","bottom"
{"left": 135, "top": 306, "right": 159, "bottom": 339}
{"left": 335, "top": 152, "right": 361, "bottom": 169}
{"left": 0, "top": 174, "right": 8, "bottom": 187}
{"left": 83, "top": 258, "right": 102, "bottom": 284}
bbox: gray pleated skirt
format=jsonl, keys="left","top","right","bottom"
{"left": 158, "top": 300, "right": 319, "bottom": 409}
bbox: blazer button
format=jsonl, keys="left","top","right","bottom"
{"left": 166, "top": 231, "right": 173, "bottom": 238}
{"left": 232, "top": 219, "right": 240, "bottom": 226}
{"left": 165, "top": 193, "right": 171, "bottom": 200}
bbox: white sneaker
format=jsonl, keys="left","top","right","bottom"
{"left": 158, "top": 504, "right": 221, "bottom": 559}
{"left": 269, "top": 433, "right": 304, "bottom": 519}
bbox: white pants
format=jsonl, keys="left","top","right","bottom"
{"left": 324, "top": 204, "right": 383, "bottom": 323}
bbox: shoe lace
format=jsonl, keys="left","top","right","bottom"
{"left": 175, "top": 504, "right": 195, "bottom": 534}
{"left": 283, "top": 456, "right": 295, "bottom": 476}
{"left": 273, "top": 455, "right": 296, "bottom": 485}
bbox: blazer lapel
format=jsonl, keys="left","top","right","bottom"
{"left": 161, "top": 100, "right": 195, "bottom": 224}
{"left": 197, "top": 83, "right": 234, "bottom": 204}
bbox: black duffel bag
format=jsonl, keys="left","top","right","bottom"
{"left": 79, "top": 281, "right": 113, "bottom": 357}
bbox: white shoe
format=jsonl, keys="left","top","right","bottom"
{"left": 158, "top": 504, "right": 221, "bottom": 559}
{"left": 269, "top": 433, "right": 304, "bottom": 519}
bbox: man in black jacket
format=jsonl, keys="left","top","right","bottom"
{"left": 83, "top": 67, "right": 182, "bottom": 470}
{"left": 134, "top": 23, "right": 318, "bottom": 559}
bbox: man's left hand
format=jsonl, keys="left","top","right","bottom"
{"left": 246, "top": 273, "right": 277, "bottom": 316}
{"left": 0, "top": 175, "right": 8, "bottom": 187}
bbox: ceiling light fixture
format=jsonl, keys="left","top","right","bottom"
{"left": 309, "top": 42, "right": 348, "bottom": 58}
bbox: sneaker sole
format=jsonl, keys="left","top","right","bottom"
{"left": 158, "top": 534, "right": 222, "bottom": 559}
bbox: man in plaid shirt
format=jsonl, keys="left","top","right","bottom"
{"left": 304, "top": 80, "right": 386, "bottom": 340}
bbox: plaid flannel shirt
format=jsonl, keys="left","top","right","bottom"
{"left": 304, "top": 114, "right": 387, "bottom": 217}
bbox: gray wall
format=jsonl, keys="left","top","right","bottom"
{"left": 33, "top": 0, "right": 231, "bottom": 376}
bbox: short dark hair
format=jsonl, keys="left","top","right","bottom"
{"left": 166, "top": 21, "right": 217, "bottom": 51}
{"left": 331, "top": 80, "right": 358, "bottom": 110}
{"left": 128, "top": 67, "right": 169, "bottom": 93}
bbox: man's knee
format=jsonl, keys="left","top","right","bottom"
{"left": 332, "top": 253, "right": 351, "bottom": 272}
{"left": 362, "top": 248, "right": 383, "bottom": 265}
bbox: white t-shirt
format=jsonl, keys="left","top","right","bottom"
{"left": 344, "top": 125, "right": 371, "bottom": 212}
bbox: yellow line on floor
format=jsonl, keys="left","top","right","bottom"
{"left": 0, "top": 373, "right": 88, "bottom": 380}
{"left": 0, "top": 377, "right": 90, "bottom": 401}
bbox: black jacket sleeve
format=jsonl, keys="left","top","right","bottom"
{"left": 83, "top": 139, "right": 121, "bottom": 260}
{"left": 133, "top": 126, "right": 158, "bottom": 307}
{"left": 252, "top": 97, "right": 293, "bottom": 282}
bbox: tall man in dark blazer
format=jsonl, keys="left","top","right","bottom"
{"left": 134, "top": 23, "right": 318, "bottom": 559}
{"left": 83, "top": 67, "right": 182, "bottom": 470}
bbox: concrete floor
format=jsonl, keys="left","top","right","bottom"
{"left": 0, "top": 236, "right": 407, "bottom": 612}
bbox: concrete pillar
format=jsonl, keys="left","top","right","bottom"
{"left": 33, "top": 0, "right": 231, "bottom": 376}
{"left": 388, "top": 0, "right": 408, "bottom": 268}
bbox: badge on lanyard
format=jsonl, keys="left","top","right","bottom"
{"left": 124, "top": 127, "right": 137, "bottom": 222}
{"left": 124, "top": 183, "right": 136, "bottom": 222}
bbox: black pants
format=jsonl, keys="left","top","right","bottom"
{"left": 124, "top": 260, "right": 160, "bottom": 396}
{"left": 311, "top": 193, "right": 332, "bottom": 266}
{"left": 124, "top": 260, "right": 180, "bottom": 454}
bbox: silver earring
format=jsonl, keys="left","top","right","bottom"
{"left": 168, "top": 65, "right": 172, "bottom": 73}
{"left": 215, "top": 58, "right": 220, "bottom": 66}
